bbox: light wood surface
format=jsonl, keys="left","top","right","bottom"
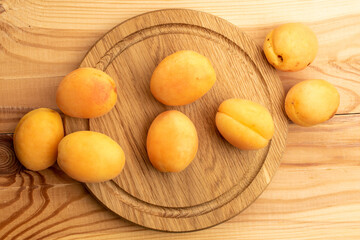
{"left": 0, "top": 0, "right": 359, "bottom": 239}
{"left": 64, "top": 9, "right": 288, "bottom": 231}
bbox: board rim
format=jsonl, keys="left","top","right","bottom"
{"left": 64, "top": 8, "right": 288, "bottom": 232}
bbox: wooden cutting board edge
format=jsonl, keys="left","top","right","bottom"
{"left": 64, "top": 8, "right": 289, "bottom": 232}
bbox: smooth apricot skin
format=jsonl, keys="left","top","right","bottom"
{"left": 13, "top": 108, "right": 64, "bottom": 171}
{"left": 146, "top": 110, "right": 198, "bottom": 172}
{"left": 56, "top": 67, "right": 117, "bottom": 118}
{"left": 150, "top": 50, "right": 216, "bottom": 106}
{"left": 216, "top": 99, "right": 274, "bottom": 150}
{"left": 285, "top": 79, "right": 340, "bottom": 127}
{"left": 57, "top": 131, "right": 125, "bottom": 183}
{"left": 264, "top": 23, "right": 318, "bottom": 71}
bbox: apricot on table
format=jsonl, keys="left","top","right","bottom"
{"left": 150, "top": 50, "right": 216, "bottom": 106}
{"left": 216, "top": 99, "right": 274, "bottom": 150}
{"left": 57, "top": 131, "right": 125, "bottom": 183}
{"left": 13, "top": 108, "right": 64, "bottom": 171}
{"left": 56, "top": 67, "right": 117, "bottom": 118}
{"left": 285, "top": 79, "right": 340, "bottom": 127}
{"left": 146, "top": 110, "right": 198, "bottom": 172}
{"left": 263, "top": 23, "right": 318, "bottom": 71}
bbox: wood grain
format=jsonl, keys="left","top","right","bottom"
{"left": 0, "top": 115, "right": 359, "bottom": 239}
{"left": 0, "top": 0, "right": 359, "bottom": 238}
{"left": 0, "top": 1, "right": 359, "bottom": 116}
{"left": 63, "top": 9, "right": 288, "bottom": 231}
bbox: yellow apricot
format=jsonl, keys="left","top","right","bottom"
{"left": 216, "top": 99, "right": 274, "bottom": 150}
{"left": 56, "top": 68, "right": 117, "bottom": 118}
{"left": 264, "top": 23, "right": 318, "bottom": 71}
{"left": 146, "top": 110, "right": 198, "bottom": 172}
{"left": 150, "top": 50, "right": 216, "bottom": 106}
{"left": 57, "top": 131, "right": 125, "bottom": 183}
{"left": 285, "top": 79, "right": 340, "bottom": 127}
{"left": 13, "top": 108, "right": 64, "bottom": 171}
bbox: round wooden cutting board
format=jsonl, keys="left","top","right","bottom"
{"left": 64, "top": 9, "right": 288, "bottom": 232}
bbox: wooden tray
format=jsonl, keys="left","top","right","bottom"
{"left": 64, "top": 9, "right": 288, "bottom": 232}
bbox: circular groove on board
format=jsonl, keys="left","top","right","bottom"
{"left": 89, "top": 29, "right": 272, "bottom": 207}
{"left": 64, "top": 9, "right": 288, "bottom": 232}
{"left": 88, "top": 23, "right": 272, "bottom": 215}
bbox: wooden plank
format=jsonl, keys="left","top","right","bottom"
{"left": 1, "top": 1, "right": 359, "bottom": 29}
{"left": 0, "top": 114, "right": 359, "bottom": 239}
{"left": 0, "top": 0, "right": 359, "bottom": 238}
{"left": 0, "top": 1, "right": 359, "bottom": 113}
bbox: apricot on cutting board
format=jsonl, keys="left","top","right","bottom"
{"left": 13, "top": 108, "right": 64, "bottom": 171}
{"left": 216, "top": 99, "right": 274, "bottom": 150}
{"left": 285, "top": 79, "right": 340, "bottom": 127}
{"left": 150, "top": 50, "right": 216, "bottom": 106}
{"left": 56, "top": 67, "right": 117, "bottom": 118}
{"left": 146, "top": 110, "right": 198, "bottom": 172}
{"left": 57, "top": 131, "right": 125, "bottom": 183}
{"left": 263, "top": 23, "right": 318, "bottom": 71}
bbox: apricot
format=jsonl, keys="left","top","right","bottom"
{"left": 57, "top": 131, "right": 125, "bottom": 183}
{"left": 264, "top": 23, "right": 318, "bottom": 71}
{"left": 150, "top": 50, "right": 216, "bottom": 106}
{"left": 146, "top": 110, "right": 198, "bottom": 172}
{"left": 285, "top": 79, "right": 340, "bottom": 127}
{"left": 216, "top": 99, "right": 274, "bottom": 150}
{"left": 56, "top": 67, "right": 117, "bottom": 118}
{"left": 13, "top": 108, "right": 64, "bottom": 171}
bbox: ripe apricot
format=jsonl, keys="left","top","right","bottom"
{"left": 216, "top": 99, "right": 274, "bottom": 150}
{"left": 57, "top": 131, "right": 125, "bottom": 183}
{"left": 13, "top": 108, "right": 64, "bottom": 171}
{"left": 56, "top": 68, "right": 117, "bottom": 118}
{"left": 264, "top": 23, "right": 318, "bottom": 71}
{"left": 285, "top": 79, "right": 340, "bottom": 127}
{"left": 146, "top": 110, "right": 198, "bottom": 172}
{"left": 150, "top": 50, "right": 216, "bottom": 106}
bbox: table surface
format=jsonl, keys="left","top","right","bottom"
{"left": 0, "top": 0, "right": 359, "bottom": 239}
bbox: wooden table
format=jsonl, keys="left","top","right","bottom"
{"left": 0, "top": 1, "right": 359, "bottom": 239}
